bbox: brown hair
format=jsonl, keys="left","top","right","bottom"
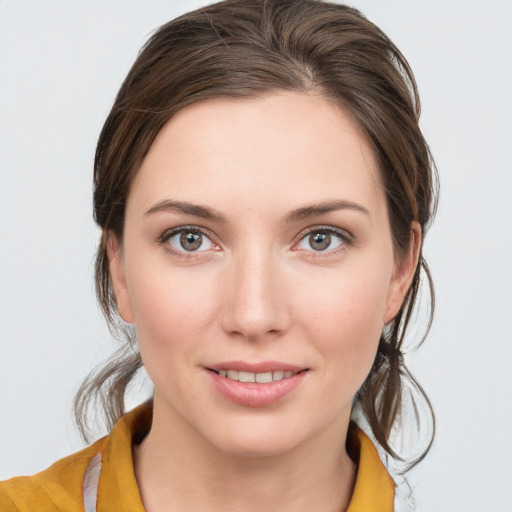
{"left": 74, "top": 0, "right": 438, "bottom": 471}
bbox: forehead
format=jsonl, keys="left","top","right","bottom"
{"left": 129, "top": 91, "right": 384, "bottom": 217}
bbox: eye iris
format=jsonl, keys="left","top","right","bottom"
{"left": 309, "top": 232, "right": 331, "bottom": 251}
{"left": 180, "top": 231, "right": 202, "bottom": 251}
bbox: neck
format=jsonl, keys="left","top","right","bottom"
{"left": 133, "top": 399, "right": 357, "bottom": 512}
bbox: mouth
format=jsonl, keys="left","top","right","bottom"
{"left": 208, "top": 368, "right": 303, "bottom": 383}
{"left": 206, "top": 364, "right": 309, "bottom": 407}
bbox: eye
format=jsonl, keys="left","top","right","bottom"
{"left": 296, "top": 228, "right": 347, "bottom": 253}
{"left": 162, "top": 227, "right": 215, "bottom": 253}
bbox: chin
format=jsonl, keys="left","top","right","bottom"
{"left": 208, "top": 428, "right": 303, "bottom": 458}
{"left": 195, "top": 408, "right": 335, "bottom": 459}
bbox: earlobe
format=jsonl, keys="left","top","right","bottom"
{"left": 383, "top": 222, "right": 422, "bottom": 324}
{"left": 106, "top": 233, "right": 134, "bottom": 324}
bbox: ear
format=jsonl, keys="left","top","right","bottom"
{"left": 106, "top": 233, "right": 134, "bottom": 324}
{"left": 383, "top": 222, "right": 422, "bottom": 324}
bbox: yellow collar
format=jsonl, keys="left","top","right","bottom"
{"left": 95, "top": 402, "right": 394, "bottom": 511}
{"left": 0, "top": 402, "right": 395, "bottom": 511}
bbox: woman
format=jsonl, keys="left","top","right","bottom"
{"left": 0, "top": 0, "right": 437, "bottom": 510}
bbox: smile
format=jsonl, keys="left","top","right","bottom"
{"left": 206, "top": 364, "right": 308, "bottom": 407}
{"left": 211, "top": 369, "right": 297, "bottom": 383}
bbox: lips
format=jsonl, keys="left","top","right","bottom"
{"left": 206, "top": 361, "right": 308, "bottom": 407}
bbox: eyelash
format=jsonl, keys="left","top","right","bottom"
{"left": 156, "top": 225, "right": 219, "bottom": 259}
{"left": 156, "top": 225, "right": 353, "bottom": 258}
{"left": 295, "top": 226, "right": 353, "bottom": 256}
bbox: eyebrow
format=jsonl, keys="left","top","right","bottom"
{"left": 145, "top": 200, "right": 228, "bottom": 222}
{"left": 145, "top": 198, "right": 369, "bottom": 223}
{"left": 282, "top": 199, "right": 370, "bottom": 223}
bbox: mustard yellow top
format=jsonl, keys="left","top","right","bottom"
{"left": 0, "top": 403, "right": 395, "bottom": 511}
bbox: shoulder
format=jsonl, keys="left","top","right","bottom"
{"left": 0, "top": 402, "right": 151, "bottom": 512}
{"left": 0, "top": 438, "right": 105, "bottom": 512}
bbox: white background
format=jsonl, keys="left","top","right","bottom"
{"left": 1, "top": 1, "right": 511, "bottom": 510}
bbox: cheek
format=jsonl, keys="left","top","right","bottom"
{"left": 126, "top": 262, "right": 220, "bottom": 365}
{"left": 298, "top": 265, "right": 391, "bottom": 382}
{"left": 126, "top": 265, "right": 225, "bottom": 410}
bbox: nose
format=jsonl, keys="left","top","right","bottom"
{"left": 220, "top": 246, "right": 290, "bottom": 341}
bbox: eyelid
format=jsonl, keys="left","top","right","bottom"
{"left": 156, "top": 225, "right": 220, "bottom": 255}
{"left": 155, "top": 224, "right": 352, "bottom": 257}
{"left": 293, "top": 225, "right": 353, "bottom": 253}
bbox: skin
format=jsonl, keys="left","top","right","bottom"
{"left": 108, "top": 91, "right": 420, "bottom": 512}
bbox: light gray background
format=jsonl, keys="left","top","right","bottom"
{"left": 1, "top": 1, "right": 511, "bottom": 510}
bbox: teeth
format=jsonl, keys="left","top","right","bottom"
{"left": 238, "top": 371, "right": 255, "bottom": 383}
{"left": 255, "top": 372, "right": 273, "bottom": 383}
{"left": 217, "top": 369, "right": 297, "bottom": 382}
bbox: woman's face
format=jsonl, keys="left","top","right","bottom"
{"left": 109, "top": 91, "right": 417, "bottom": 456}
